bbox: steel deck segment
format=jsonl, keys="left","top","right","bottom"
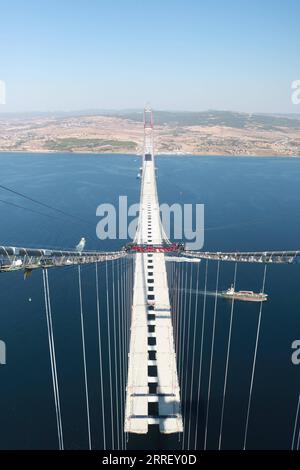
{"left": 184, "top": 250, "right": 300, "bottom": 264}
{"left": 125, "top": 117, "right": 183, "bottom": 434}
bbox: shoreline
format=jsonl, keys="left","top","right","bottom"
{"left": 0, "top": 150, "right": 300, "bottom": 158}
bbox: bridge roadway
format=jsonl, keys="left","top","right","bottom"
{"left": 124, "top": 122, "right": 183, "bottom": 434}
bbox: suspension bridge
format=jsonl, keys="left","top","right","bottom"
{"left": 1, "top": 106, "right": 300, "bottom": 450}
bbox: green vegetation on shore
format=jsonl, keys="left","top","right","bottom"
{"left": 44, "top": 138, "right": 137, "bottom": 151}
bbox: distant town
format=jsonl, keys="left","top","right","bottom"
{"left": 0, "top": 109, "right": 300, "bottom": 156}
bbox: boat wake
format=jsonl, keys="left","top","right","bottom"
{"left": 176, "top": 287, "right": 222, "bottom": 297}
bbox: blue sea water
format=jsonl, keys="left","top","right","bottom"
{"left": 0, "top": 152, "right": 300, "bottom": 450}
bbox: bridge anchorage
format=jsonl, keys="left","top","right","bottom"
{"left": 1, "top": 105, "right": 300, "bottom": 450}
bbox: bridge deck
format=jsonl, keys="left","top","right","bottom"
{"left": 125, "top": 126, "right": 183, "bottom": 434}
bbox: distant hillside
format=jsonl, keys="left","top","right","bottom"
{"left": 1, "top": 109, "right": 300, "bottom": 131}
{"left": 112, "top": 110, "right": 300, "bottom": 130}
{"left": 1, "top": 110, "right": 300, "bottom": 156}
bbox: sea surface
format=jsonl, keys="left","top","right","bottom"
{"left": 0, "top": 152, "right": 300, "bottom": 450}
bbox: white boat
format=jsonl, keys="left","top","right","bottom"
{"left": 221, "top": 285, "right": 268, "bottom": 302}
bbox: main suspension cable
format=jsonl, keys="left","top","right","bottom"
{"left": 243, "top": 264, "right": 268, "bottom": 450}
{"left": 187, "top": 261, "right": 200, "bottom": 449}
{"left": 95, "top": 262, "right": 106, "bottom": 450}
{"left": 78, "top": 265, "right": 92, "bottom": 450}
{"left": 194, "top": 259, "right": 209, "bottom": 449}
{"left": 204, "top": 260, "right": 220, "bottom": 450}
{"left": 105, "top": 260, "right": 115, "bottom": 450}
{"left": 218, "top": 262, "right": 238, "bottom": 450}
{"left": 42, "top": 269, "right": 64, "bottom": 450}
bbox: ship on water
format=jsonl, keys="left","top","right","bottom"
{"left": 221, "top": 284, "right": 268, "bottom": 302}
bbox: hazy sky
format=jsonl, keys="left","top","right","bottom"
{"left": 1, "top": 0, "right": 300, "bottom": 113}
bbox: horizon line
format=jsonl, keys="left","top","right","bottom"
{"left": 0, "top": 108, "right": 300, "bottom": 117}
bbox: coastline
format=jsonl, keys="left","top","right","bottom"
{"left": 0, "top": 150, "right": 300, "bottom": 158}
